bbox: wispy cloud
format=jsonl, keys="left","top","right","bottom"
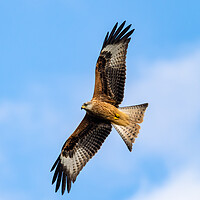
{"left": 125, "top": 48, "right": 200, "bottom": 156}
{"left": 128, "top": 166, "right": 200, "bottom": 200}
{"left": 123, "top": 46, "right": 200, "bottom": 199}
{"left": 1, "top": 42, "right": 200, "bottom": 200}
{"left": 0, "top": 191, "right": 31, "bottom": 200}
{"left": 0, "top": 98, "right": 67, "bottom": 138}
{"left": 98, "top": 46, "right": 200, "bottom": 184}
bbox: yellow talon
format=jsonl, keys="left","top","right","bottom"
{"left": 114, "top": 113, "right": 120, "bottom": 120}
{"left": 115, "top": 113, "right": 120, "bottom": 118}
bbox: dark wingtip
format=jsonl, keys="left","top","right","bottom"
{"left": 121, "top": 20, "right": 126, "bottom": 27}
{"left": 52, "top": 168, "right": 58, "bottom": 184}
{"left": 120, "top": 29, "right": 135, "bottom": 42}
{"left": 55, "top": 170, "right": 62, "bottom": 193}
{"left": 51, "top": 154, "right": 74, "bottom": 195}
{"left": 50, "top": 156, "right": 60, "bottom": 172}
{"left": 128, "top": 143, "right": 133, "bottom": 152}
{"left": 121, "top": 20, "right": 126, "bottom": 26}
{"left": 52, "top": 160, "right": 61, "bottom": 185}
{"left": 114, "top": 24, "right": 132, "bottom": 43}
{"left": 106, "top": 22, "right": 119, "bottom": 45}
{"left": 101, "top": 21, "right": 134, "bottom": 50}
{"left": 62, "top": 173, "right": 66, "bottom": 195}
{"left": 102, "top": 32, "right": 109, "bottom": 50}
{"left": 144, "top": 103, "right": 149, "bottom": 108}
{"left": 67, "top": 176, "right": 72, "bottom": 193}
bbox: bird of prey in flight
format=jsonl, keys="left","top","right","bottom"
{"left": 51, "top": 21, "right": 148, "bottom": 195}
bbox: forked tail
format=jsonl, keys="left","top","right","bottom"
{"left": 112, "top": 103, "right": 148, "bottom": 151}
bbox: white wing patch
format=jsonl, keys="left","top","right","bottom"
{"left": 102, "top": 43, "right": 127, "bottom": 69}
{"left": 60, "top": 146, "right": 88, "bottom": 183}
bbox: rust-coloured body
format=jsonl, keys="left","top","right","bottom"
{"left": 89, "top": 99, "right": 130, "bottom": 126}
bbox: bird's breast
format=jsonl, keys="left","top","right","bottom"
{"left": 90, "top": 100, "right": 129, "bottom": 126}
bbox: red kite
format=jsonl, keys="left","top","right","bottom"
{"left": 51, "top": 21, "right": 148, "bottom": 195}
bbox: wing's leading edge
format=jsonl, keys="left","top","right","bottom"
{"left": 93, "top": 21, "right": 134, "bottom": 106}
{"left": 51, "top": 114, "right": 112, "bottom": 194}
{"left": 51, "top": 21, "right": 135, "bottom": 195}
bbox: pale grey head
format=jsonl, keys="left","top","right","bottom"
{"left": 81, "top": 101, "right": 93, "bottom": 111}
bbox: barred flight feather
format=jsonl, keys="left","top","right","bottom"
{"left": 51, "top": 114, "right": 112, "bottom": 194}
{"left": 51, "top": 21, "right": 148, "bottom": 196}
{"left": 93, "top": 21, "right": 134, "bottom": 106}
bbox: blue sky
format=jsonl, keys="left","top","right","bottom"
{"left": 0, "top": 0, "right": 200, "bottom": 200}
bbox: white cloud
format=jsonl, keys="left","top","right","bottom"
{"left": 124, "top": 46, "right": 200, "bottom": 200}
{"left": 0, "top": 99, "right": 66, "bottom": 135}
{"left": 99, "top": 47, "right": 200, "bottom": 175}
{"left": 123, "top": 48, "right": 200, "bottom": 158}
{"left": 1, "top": 45, "right": 200, "bottom": 198}
{"left": 128, "top": 167, "right": 200, "bottom": 200}
{"left": 0, "top": 191, "right": 30, "bottom": 200}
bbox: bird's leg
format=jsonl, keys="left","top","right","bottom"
{"left": 114, "top": 113, "right": 120, "bottom": 120}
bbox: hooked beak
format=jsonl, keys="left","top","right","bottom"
{"left": 81, "top": 105, "right": 86, "bottom": 110}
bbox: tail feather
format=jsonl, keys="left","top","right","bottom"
{"left": 113, "top": 123, "right": 140, "bottom": 151}
{"left": 119, "top": 103, "right": 148, "bottom": 123}
{"left": 113, "top": 103, "right": 148, "bottom": 151}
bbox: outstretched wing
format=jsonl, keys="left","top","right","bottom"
{"left": 50, "top": 114, "right": 112, "bottom": 194}
{"left": 93, "top": 21, "right": 134, "bottom": 106}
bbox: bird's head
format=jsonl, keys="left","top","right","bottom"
{"left": 81, "top": 101, "right": 93, "bottom": 111}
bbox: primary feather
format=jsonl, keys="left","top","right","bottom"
{"left": 93, "top": 21, "right": 135, "bottom": 106}
{"left": 51, "top": 21, "right": 147, "bottom": 195}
